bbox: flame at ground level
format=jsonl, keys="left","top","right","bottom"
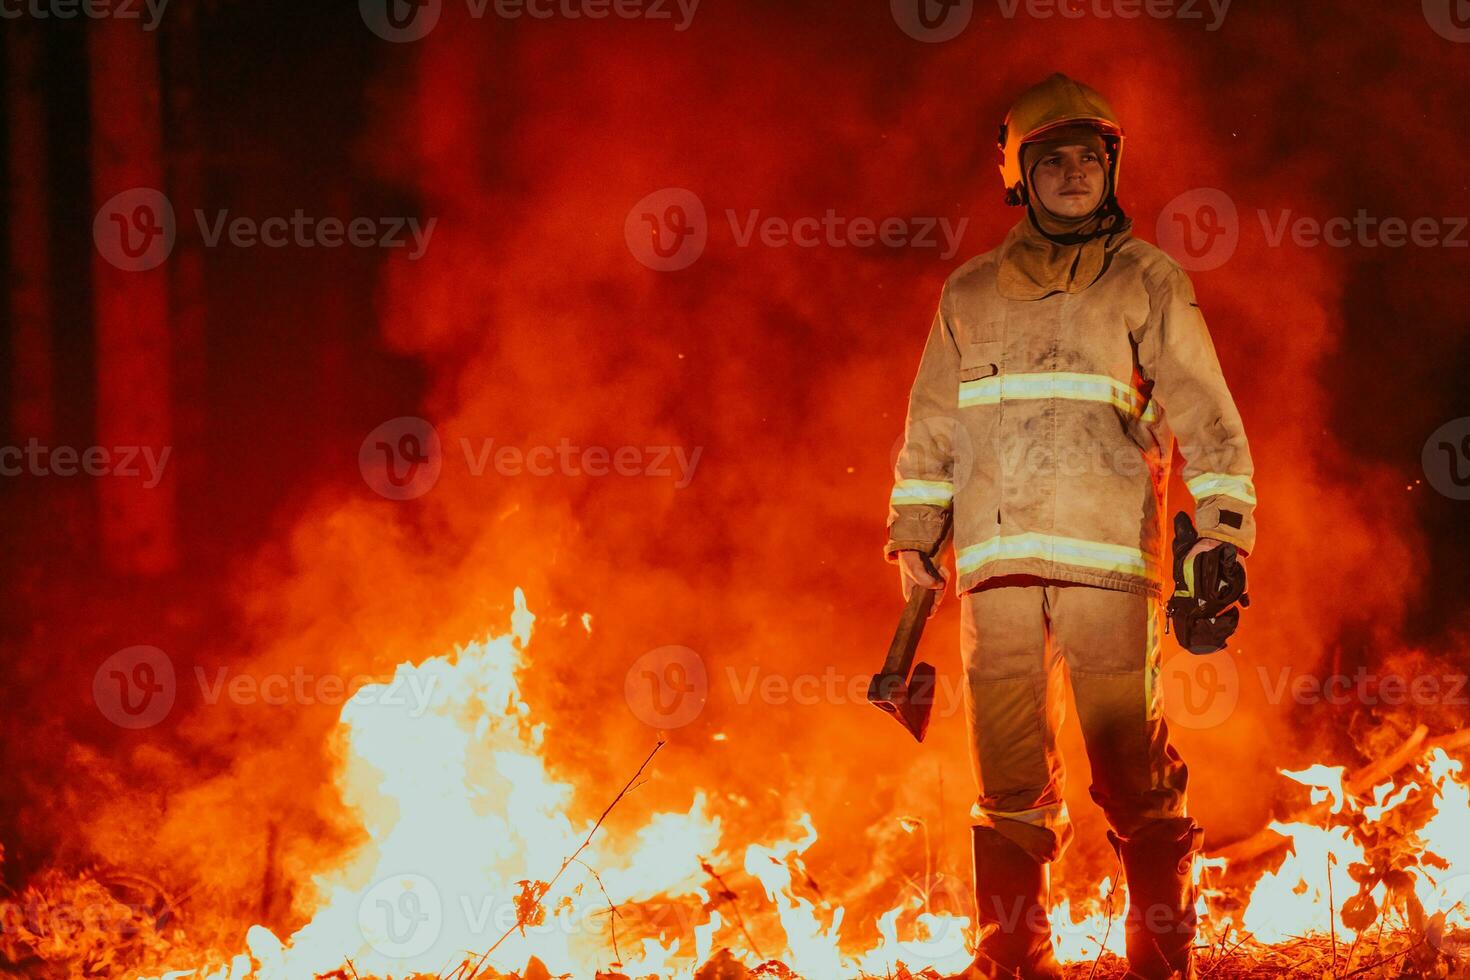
{"left": 116, "top": 594, "right": 1470, "bottom": 979}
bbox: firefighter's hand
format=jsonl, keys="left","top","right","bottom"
{"left": 898, "top": 551, "right": 950, "bottom": 617}
{"left": 1184, "top": 537, "right": 1225, "bottom": 566}
{"left": 1188, "top": 536, "right": 1249, "bottom": 564}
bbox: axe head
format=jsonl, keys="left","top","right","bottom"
{"left": 866, "top": 661, "right": 937, "bottom": 742}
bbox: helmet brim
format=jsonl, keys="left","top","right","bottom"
{"left": 1020, "top": 116, "right": 1124, "bottom": 143}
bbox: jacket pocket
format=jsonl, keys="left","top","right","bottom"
{"left": 960, "top": 340, "right": 1002, "bottom": 382}
{"left": 967, "top": 318, "right": 1004, "bottom": 345}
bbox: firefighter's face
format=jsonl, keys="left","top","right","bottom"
{"left": 1029, "top": 144, "right": 1106, "bottom": 218}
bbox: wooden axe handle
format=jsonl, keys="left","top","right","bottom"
{"left": 877, "top": 548, "right": 945, "bottom": 679}
{"left": 879, "top": 581, "right": 934, "bottom": 679}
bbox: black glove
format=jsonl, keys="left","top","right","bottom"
{"left": 1165, "top": 511, "right": 1250, "bottom": 655}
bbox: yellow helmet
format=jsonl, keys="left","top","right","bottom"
{"left": 997, "top": 73, "right": 1125, "bottom": 207}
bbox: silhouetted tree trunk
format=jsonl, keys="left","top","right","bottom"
{"left": 89, "top": 18, "right": 177, "bottom": 574}
{"left": 165, "top": 0, "right": 208, "bottom": 549}
{"left": 7, "top": 22, "right": 54, "bottom": 441}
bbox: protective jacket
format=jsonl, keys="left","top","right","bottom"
{"left": 884, "top": 222, "right": 1257, "bottom": 598}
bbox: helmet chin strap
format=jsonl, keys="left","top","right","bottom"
{"left": 1024, "top": 193, "right": 1125, "bottom": 245}
{"left": 1017, "top": 137, "right": 1126, "bottom": 244}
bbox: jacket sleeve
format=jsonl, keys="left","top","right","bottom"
{"left": 884, "top": 302, "right": 962, "bottom": 561}
{"left": 1141, "top": 264, "right": 1258, "bottom": 556}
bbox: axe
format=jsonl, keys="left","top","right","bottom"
{"left": 866, "top": 548, "right": 944, "bottom": 742}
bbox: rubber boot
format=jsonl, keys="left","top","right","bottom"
{"left": 1109, "top": 819, "right": 1205, "bottom": 980}
{"left": 947, "top": 827, "right": 1064, "bottom": 980}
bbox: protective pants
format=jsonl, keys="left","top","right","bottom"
{"left": 959, "top": 577, "right": 1190, "bottom": 863}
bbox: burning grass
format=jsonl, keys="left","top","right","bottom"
{"left": 5, "top": 598, "right": 1469, "bottom": 980}
{"left": 3, "top": 892, "right": 1468, "bottom": 980}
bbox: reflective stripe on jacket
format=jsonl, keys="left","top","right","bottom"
{"left": 885, "top": 221, "right": 1257, "bottom": 598}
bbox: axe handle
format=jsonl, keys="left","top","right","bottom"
{"left": 878, "top": 573, "right": 937, "bottom": 679}
{"left": 874, "top": 525, "right": 949, "bottom": 685}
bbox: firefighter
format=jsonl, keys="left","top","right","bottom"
{"left": 885, "top": 73, "right": 1257, "bottom": 979}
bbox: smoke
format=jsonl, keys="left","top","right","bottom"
{"left": 18, "top": 0, "right": 1469, "bottom": 959}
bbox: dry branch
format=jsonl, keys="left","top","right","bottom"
{"left": 1213, "top": 726, "right": 1470, "bottom": 865}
